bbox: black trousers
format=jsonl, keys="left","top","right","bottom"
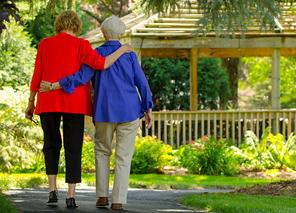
{"left": 40, "top": 112, "right": 84, "bottom": 183}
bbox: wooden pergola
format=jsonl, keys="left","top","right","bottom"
{"left": 81, "top": 1, "right": 296, "bottom": 111}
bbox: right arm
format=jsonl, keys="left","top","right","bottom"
{"left": 25, "top": 41, "right": 43, "bottom": 120}
{"left": 82, "top": 40, "right": 133, "bottom": 70}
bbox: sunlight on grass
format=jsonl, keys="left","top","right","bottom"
{"left": 181, "top": 193, "right": 296, "bottom": 213}
{"left": 128, "top": 174, "right": 285, "bottom": 189}
{"left": 0, "top": 173, "right": 290, "bottom": 190}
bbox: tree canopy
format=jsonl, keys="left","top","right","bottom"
{"left": 2, "top": 0, "right": 296, "bottom": 37}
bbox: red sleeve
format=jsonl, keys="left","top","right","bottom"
{"left": 30, "top": 40, "right": 44, "bottom": 92}
{"left": 81, "top": 40, "right": 106, "bottom": 70}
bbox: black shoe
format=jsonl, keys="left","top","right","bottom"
{"left": 66, "top": 198, "right": 78, "bottom": 208}
{"left": 47, "top": 190, "right": 58, "bottom": 203}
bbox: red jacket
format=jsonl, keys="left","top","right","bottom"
{"left": 30, "top": 32, "right": 105, "bottom": 116}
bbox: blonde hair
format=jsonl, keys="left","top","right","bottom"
{"left": 54, "top": 10, "right": 82, "bottom": 35}
{"left": 101, "top": 16, "right": 126, "bottom": 39}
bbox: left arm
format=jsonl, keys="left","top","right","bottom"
{"left": 132, "top": 53, "right": 154, "bottom": 129}
{"left": 39, "top": 64, "right": 96, "bottom": 93}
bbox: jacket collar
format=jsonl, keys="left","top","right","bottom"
{"left": 102, "top": 40, "right": 121, "bottom": 46}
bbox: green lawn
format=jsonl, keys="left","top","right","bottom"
{"left": 181, "top": 193, "right": 296, "bottom": 213}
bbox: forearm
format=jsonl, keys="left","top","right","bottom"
{"left": 29, "top": 91, "right": 37, "bottom": 102}
{"left": 53, "top": 82, "right": 62, "bottom": 90}
{"left": 104, "top": 46, "right": 126, "bottom": 69}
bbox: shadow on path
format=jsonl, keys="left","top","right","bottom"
{"left": 7, "top": 186, "right": 233, "bottom": 212}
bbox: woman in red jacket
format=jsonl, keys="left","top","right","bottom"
{"left": 25, "top": 10, "right": 132, "bottom": 208}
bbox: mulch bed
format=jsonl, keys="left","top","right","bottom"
{"left": 163, "top": 166, "right": 296, "bottom": 196}
{"left": 232, "top": 179, "right": 296, "bottom": 196}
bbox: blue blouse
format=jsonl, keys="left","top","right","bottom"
{"left": 59, "top": 40, "right": 153, "bottom": 123}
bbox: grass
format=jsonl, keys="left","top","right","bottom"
{"left": 180, "top": 193, "right": 296, "bottom": 213}
{"left": 0, "top": 173, "right": 288, "bottom": 190}
{"left": 0, "top": 193, "right": 18, "bottom": 213}
{"left": 127, "top": 174, "right": 285, "bottom": 189}
{"left": 0, "top": 172, "right": 294, "bottom": 213}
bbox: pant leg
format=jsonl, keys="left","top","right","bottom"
{"left": 62, "top": 113, "right": 84, "bottom": 183}
{"left": 94, "top": 121, "right": 117, "bottom": 198}
{"left": 40, "top": 112, "right": 62, "bottom": 175}
{"left": 112, "top": 119, "right": 139, "bottom": 204}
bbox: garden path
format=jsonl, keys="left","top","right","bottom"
{"left": 7, "top": 186, "right": 233, "bottom": 213}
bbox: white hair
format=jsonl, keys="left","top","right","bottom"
{"left": 100, "top": 16, "right": 126, "bottom": 39}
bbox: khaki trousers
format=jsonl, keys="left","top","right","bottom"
{"left": 94, "top": 119, "right": 139, "bottom": 204}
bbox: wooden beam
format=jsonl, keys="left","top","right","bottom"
{"left": 190, "top": 48, "right": 198, "bottom": 111}
{"left": 131, "top": 37, "right": 296, "bottom": 49}
{"left": 271, "top": 48, "right": 281, "bottom": 110}
{"left": 142, "top": 49, "right": 189, "bottom": 58}
{"left": 141, "top": 48, "right": 296, "bottom": 58}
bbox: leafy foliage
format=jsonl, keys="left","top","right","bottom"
{"left": 0, "top": 0, "right": 76, "bottom": 35}
{"left": 174, "top": 136, "right": 239, "bottom": 176}
{"left": 0, "top": 86, "right": 44, "bottom": 173}
{"left": 25, "top": 2, "right": 96, "bottom": 48}
{"left": 0, "top": 20, "right": 36, "bottom": 90}
{"left": 130, "top": 136, "right": 173, "bottom": 174}
{"left": 240, "top": 57, "right": 296, "bottom": 109}
{"left": 142, "top": 58, "right": 230, "bottom": 110}
{"left": 142, "top": 58, "right": 190, "bottom": 110}
{"left": 197, "top": 58, "right": 231, "bottom": 109}
{"left": 80, "top": 0, "right": 131, "bottom": 24}
{"left": 238, "top": 127, "right": 296, "bottom": 170}
{"left": 0, "top": 0, "right": 24, "bottom": 34}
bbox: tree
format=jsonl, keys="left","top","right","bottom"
{"left": 0, "top": 0, "right": 24, "bottom": 34}
{"left": 0, "top": 20, "right": 37, "bottom": 90}
{"left": 80, "top": 0, "right": 131, "bottom": 25}
{"left": 142, "top": 58, "right": 190, "bottom": 110}
{"left": 0, "top": 0, "right": 75, "bottom": 35}
{"left": 2, "top": 0, "right": 296, "bottom": 36}
{"left": 221, "top": 58, "right": 239, "bottom": 108}
{"left": 142, "top": 58, "right": 230, "bottom": 110}
{"left": 25, "top": 2, "right": 95, "bottom": 47}
{"left": 239, "top": 57, "right": 296, "bottom": 109}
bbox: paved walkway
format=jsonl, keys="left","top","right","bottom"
{"left": 7, "top": 186, "right": 233, "bottom": 213}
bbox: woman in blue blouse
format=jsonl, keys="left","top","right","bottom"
{"left": 39, "top": 15, "right": 153, "bottom": 210}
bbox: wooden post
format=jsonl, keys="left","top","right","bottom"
{"left": 271, "top": 48, "right": 281, "bottom": 134}
{"left": 271, "top": 48, "right": 281, "bottom": 110}
{"left": 134, "top": 48, "right": 142, "bottom": 65}
{"left": 190, "top": 48, "right": 198, "bottom": 111}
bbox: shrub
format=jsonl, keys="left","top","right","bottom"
{"left": 0, "top": 86, "right": 44, "bottom": 173}
{"left": 174, "top": 136, "right": 239, "bottom": 176}
{"left": 129, "top": 136, "right": 173, "bottom": 174}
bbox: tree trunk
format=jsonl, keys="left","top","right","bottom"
{"left": 221, "top": 58, "right": 239, "bottom": 108}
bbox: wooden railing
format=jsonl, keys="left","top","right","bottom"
{"left": 140, "top": 109, "right": 296, "bottom": 148}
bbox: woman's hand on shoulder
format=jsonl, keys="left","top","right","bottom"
{"left": 121, "top": 43, "right": 133, "bottom": 53}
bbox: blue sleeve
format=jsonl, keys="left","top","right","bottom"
{"left": 59, "top": 48, "right": 103, "bottom": 94}
{"left": 131, "top": 52, "right": 154, "bottom": 112}
{"left": 59, "top": 64, "right": 96, "bottom": 94}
